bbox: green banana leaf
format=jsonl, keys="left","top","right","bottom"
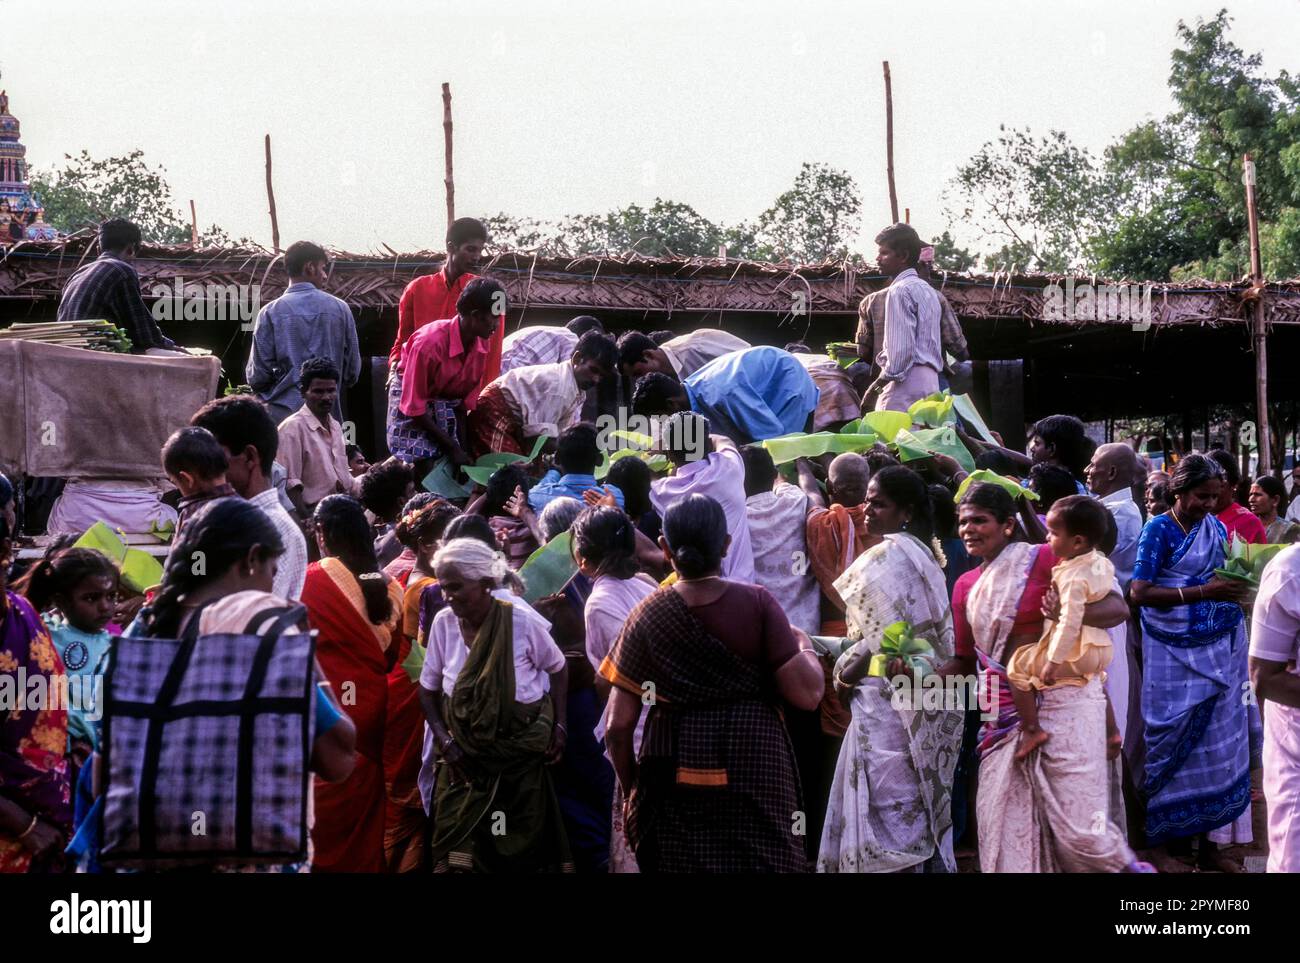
{"left": 72, "top": 521, "right": 164, "bottom": 594}
{"left": 422, "top": 458, "right": 472, "bottom": 500}
{"left": 861, "top": 410, "right": 912, "bottom": 443}
{"left": 867, "top": 620, "right": 936, "bottom": 677}
{"left": 461, "top": 435, "right": 551, "bottom": 487}
{"left": 761, "top": 431, "right": 879, "bottom": 466}
{"left": 892, "top": 426, "right": 976, "bottom": 473}
{"left": 520, "top": 531, "right": 578, "bottom": 603}
{"left": 825, "top": 342, "right": 860, "bottom": 369}
{"left": 907, "top": 391, "right": 957, "bottom": 428}
{"left": 951, "top": 391, "right": 997, "bottom": 444}
{"left": 609, "top": 429, "right": 655, "bottom": 449}
{"left": 1215, "top": 537, "right": 1287, "bottom": 587}
{"left": 401, "top": 637, "right": 427, "bottom": 685}
{"left": 954, "top": 469, "right": 1037, "bottom": 505}
{"left": 147, "top": 519, "right": 176, "bottom": 543}
{"left": 809, "top": 635, "right": 854, "bottom": 659}
{"left": 596, "top": 447, "right": 670, "bottom": 481}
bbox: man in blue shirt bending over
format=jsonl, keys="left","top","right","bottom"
{"left": 630, "top": 345, "right": 819, "bottom": 445}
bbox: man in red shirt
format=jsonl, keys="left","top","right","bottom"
{"left": 388, "top": 217, "right": 497, "bottom": 391}
{"left": 1208, "top": 448, "right": 1266, "bottom": 544}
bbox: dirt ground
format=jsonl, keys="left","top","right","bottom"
{"left": 954, "top": 770, "right": 1269, "bottom": 873}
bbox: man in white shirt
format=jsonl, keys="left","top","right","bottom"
{"left": 618, "top": 328, "right": 750, "bottom": 383}
{"left": 648, "top": 413, "right": 755, "bottom": 583}
{"left": 468, "top": 331, "right": 618, "bottom": 456}
{"left": 190, "top": 394, "right": 309, "bottom": 600}
{"left": 863, "top": 223, "right": 943, "bottom": 413}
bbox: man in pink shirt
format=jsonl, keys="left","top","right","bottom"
{"left": 386, "top": 278, "right": 504, "bottom": 473}
{"left": 1208, "top": 448, "right": 1266, "bottom": 544}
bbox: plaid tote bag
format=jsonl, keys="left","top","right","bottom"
{"left": 99, "top": 605, "right": 316, "bottom": 868}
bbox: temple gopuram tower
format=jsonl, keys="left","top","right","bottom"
{"left": 0, "top": 89, "right": 57, "bottom": 241}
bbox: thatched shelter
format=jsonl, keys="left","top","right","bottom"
{"left": 4, "top": 235, "right": 1297, "bottom": 452}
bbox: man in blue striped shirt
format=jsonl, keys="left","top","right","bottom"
{"left": 247, "top": 241, "right": 361, "bottom": 424}
{"left": 864, "top": 223, "right": 944, "bottom": 413}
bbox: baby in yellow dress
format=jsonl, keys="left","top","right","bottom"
{"left": 1009, "top": 494, "right": 1115, "bottom": 760}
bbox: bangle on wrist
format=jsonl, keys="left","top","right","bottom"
{"left": 1177, "top": 587, "right": 1186, "bottom": 603}
{"left": 16, "top": 814, "right": 38, "bottom": 840}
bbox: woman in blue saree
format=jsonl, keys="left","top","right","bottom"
{"left": 1131, "top": 454, "right": 1257, "bottom": 872}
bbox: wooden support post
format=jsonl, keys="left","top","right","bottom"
{"left": 1244, "top": 153, "right": 1272, "bottom": 474}
{"left": 883, "top": 62, "right": 899, "bottom": 223}
{"left": 189, "top": 199, "right": 198, "bottom": 248}
{"left": 264, "top": 134, "right": 281, "bottom": 255}
{"left": 442, "top": 82, "right": 455, "bottom": 235}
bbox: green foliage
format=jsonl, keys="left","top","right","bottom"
{"left": 943, "top": 126, "right": 1111, "bottom": 272}
{"left": 484, "top": 162, "right": 862, "bottom": 262}
{"left": 31, "top": 149, "right": 244, "bottom": 246}
{"left": 929, "top": 230, "right": 977, "bottom": 272}
{"left": 946, "top": 10, "right": 1300, "bottom": 281}
{"left": 753, "top": 162, "right": 862, "bottom": 262}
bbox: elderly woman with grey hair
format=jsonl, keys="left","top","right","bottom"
{"left": 417, "top": 537, "right": 573, "bottom": 872}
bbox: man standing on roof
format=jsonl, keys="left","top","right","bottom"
{"left": 388, "top": 218, "right": 495, "bottom": 399}
{"left": 247, "top": 241, "right": 361, "bottom": 424}
{"left": 57, "top": 218, "right": 182, "bottom": 354}
{"left": 858, "top": 228, "right": 961, "bottom": 410}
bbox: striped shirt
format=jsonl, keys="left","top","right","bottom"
{"left": 872, "top": 268, "right": 944, "bottom": 382}
{"left": 501, "top": 326, "right": 578, "bottom": 373}
{"left": 249, "top": 487, "right": 308, "bottom": 600}
{"left": 856, "top": 280, "right": 967, "bottom": 371}
{"left": 660, "top": 328, "right": 750, "bottom": 380}
{"left": 56, "top": 253, "right": 176, "bottom": 353}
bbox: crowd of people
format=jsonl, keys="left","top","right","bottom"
{"left": 2, "top": 216, "right": 1299, "bottom": 875}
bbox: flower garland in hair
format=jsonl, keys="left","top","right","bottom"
{"left": 930, "top": 536, "right": 948, "bottom": 569}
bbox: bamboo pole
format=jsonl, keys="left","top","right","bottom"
{"left": 189, "top": 199, "right": 198, "bottom": 248}
{"left": 1244, "top": 153, "right": 1272, "bottom": 474}
{"left": 883, "top": 61, "right": 899, "bottom": 223}
{"left": 264, "top": 134, "right": 281, "bottom": 255}
{"left": 442, "top": 82, "right": 455, "bottom": 234}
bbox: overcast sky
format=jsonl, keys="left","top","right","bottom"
{"left": 9, "top": 0, "right": 1299, "bottom": 255}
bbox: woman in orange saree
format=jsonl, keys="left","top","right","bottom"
{"left": 383, "top": 499, "right": 460, "bottom": 872}
{"left": 304, "top": 495, "right": 404, "bottom": 873}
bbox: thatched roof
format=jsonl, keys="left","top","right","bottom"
{"left": 3, "top": 234, "right": 1298, "bottom": 330}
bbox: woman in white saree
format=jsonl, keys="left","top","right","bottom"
{"left": 952, "top": 483, "right": 1145, "bottom": 873}
{"left": 817, "top": 467, "right": 967, "bottom": 873}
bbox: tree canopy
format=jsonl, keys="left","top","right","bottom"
{"left": 945, "top": 9, "right": 1300, "bottom": 280}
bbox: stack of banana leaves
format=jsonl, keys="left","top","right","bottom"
{"left": 0, "top": 319, "right": 132, "bottom": 352}
{"left": 1215, "top": 535, "right": 1288, "bottom": 588}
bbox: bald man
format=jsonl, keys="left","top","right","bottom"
{"left": 1085, "top": 441, "right": 1145, "bottom": 829}
{"left": 796, "top": 453, "right": 876, "bottom": 635}
{"left": 1087, "top": 443, "right": 1144, "bottom": 588}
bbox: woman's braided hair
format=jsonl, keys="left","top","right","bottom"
{"left": 315, "top": 494, "right": 392, "bottom": 625}
{"left": 141, "top": 498, "right": 284, "bottom": 638}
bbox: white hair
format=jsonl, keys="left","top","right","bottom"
{"left": 539, "top": 496, "right": 584, "bottom": 542}
{"left": 432, "top": 537, "right": 525, "bottom": 594}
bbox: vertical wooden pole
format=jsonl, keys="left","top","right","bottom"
{"left": 442, "top": 83, "right": 455, "bottom": 235}
{"left": 189, "top": 199, "right": 198, "bottom": 248}
{"left": 1244, "top": 153, "right": 1272, "bottom": 474}
{"left": 264, "top": 134, "right": 281, "bottom": 255}
{"left": 883, "top": 61, "right": 899, "bottom": 224}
